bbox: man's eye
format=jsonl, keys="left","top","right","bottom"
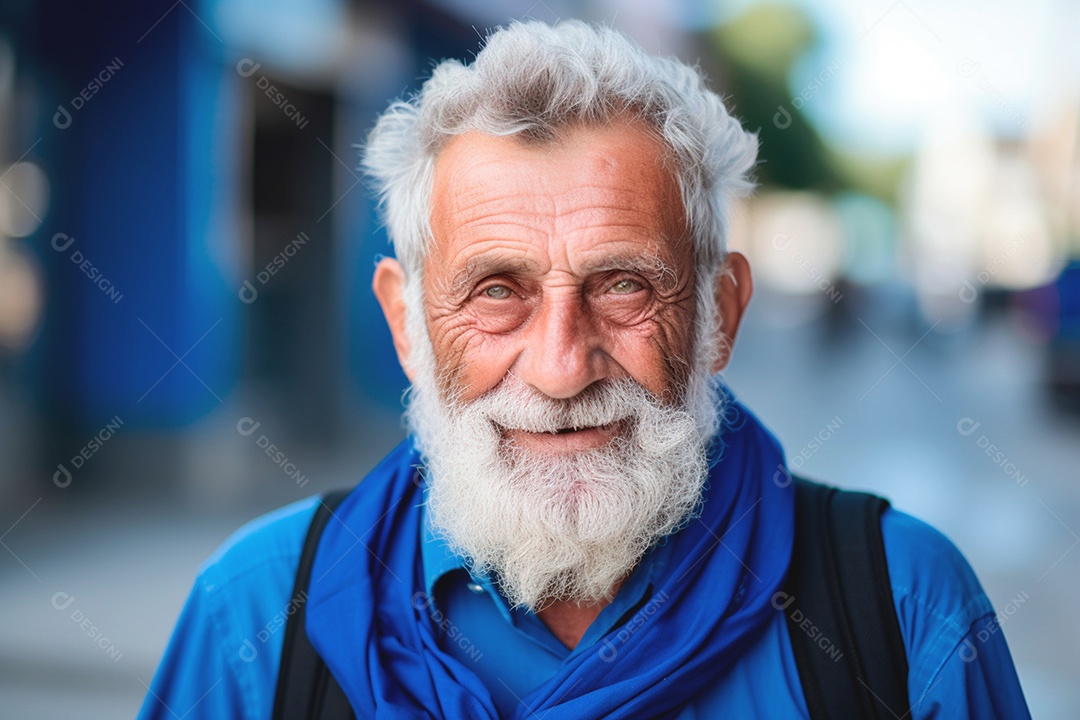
{"left": 483, "top": 285, "right": 513, "bottom": 300}
{"left": 610, "top": 278, "right": 643, "bottom": 294}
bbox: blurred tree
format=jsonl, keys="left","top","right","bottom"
{"left": 710, "top": 4, "right": 843, "bottom": 193}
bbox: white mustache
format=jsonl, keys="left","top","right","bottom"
{"left": 464, "top": 377, "right": 660, "bottom": 435}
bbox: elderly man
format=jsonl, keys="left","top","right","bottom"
{"left": 140, "top": 21, "right": 1029, "bottom": 719}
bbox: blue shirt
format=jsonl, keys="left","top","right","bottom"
{"left": 138, "top": 495, "right": 1031, "bottom": 719}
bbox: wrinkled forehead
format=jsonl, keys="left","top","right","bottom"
{"left": 431, "top": 115, "right": 680, "bottom": 196}
{"left": 425, "top": 120, "right": 692, "bottom": 277}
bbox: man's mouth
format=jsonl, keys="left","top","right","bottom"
{"left": 499, "top": 421, "right": 625, "bottom": 452}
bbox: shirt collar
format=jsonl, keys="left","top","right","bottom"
{"left": 420, "top": 500, "right": 469, "bottom": 599}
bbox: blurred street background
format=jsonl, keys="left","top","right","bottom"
{"left": 0, "top": 0, "right": 1078, "bottom": 717}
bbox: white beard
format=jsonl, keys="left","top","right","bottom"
{"left": 403, "top": 276, "right": 724, "bottom": 612}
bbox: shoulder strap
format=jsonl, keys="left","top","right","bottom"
{"left": 785, "top": 477, "right": 911, "bottom": 720}
{"left": 273, "top": 489, "right": 357, "bottom": 720}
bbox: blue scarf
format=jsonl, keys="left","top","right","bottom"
{"left": 306, "top": 396, "right": 794, "bottom": 718}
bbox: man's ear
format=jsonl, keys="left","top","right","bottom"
{"left": 711, "top": 251, "right": 754, "bottom": 372}
{"left": 372, "top": 257, "right": 416, "bottom": 381}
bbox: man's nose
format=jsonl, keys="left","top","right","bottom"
{"left": 515, "top": 293, "right": 608, "bottom": 399}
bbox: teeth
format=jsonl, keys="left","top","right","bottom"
{"left": 502, "top": 421, "right": 619, "bottom": 435}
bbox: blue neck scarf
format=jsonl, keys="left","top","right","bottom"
{"left": 306, "top": 396, "right": 794, "bottom": 719}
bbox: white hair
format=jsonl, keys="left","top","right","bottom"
{"left": 362, "top": 19, "right": 759, "bottom": 281}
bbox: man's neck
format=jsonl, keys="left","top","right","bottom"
{"left": 534, "top": 580, "right": 625, "bottom": 650}
{"left": 536, "top": 600, "right": 608, "bottom": 649}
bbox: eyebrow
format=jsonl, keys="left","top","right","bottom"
{"left": 449, "top": 256, "right": 542, "bottom": 296}
{"left": 579, "top": 252, "right": 679, "bottom": 290}
{"left": 448, "top": 249, "right": 679, "bottom": 295}
{"left": 579, "top": 253, "right": 673, "bottom": 276}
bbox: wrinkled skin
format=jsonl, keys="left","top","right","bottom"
{"left": 373, "top": 119, "right": 754, "bottom": 646}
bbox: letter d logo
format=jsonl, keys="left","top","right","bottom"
{"left": 54, "top": 463, "right": 72, "bottom": 488}
{"left": 236, "top": 59, "right": 261, "bottom": 78}
{"left": 773, "top": 465, "right": 793, "bottom": 488}
{"left": 956, "top": 58, "right": 981, "bottom": 79}
{"left": 236, "top": 417, "right": 261, "bottom": 436}
{"left": 52, "top": 591, "right": 75, "bottom": 611}
{"left": 773, "top": 105, "right": 792, "bottom": 129}
{"left": 53, "top": 105, "right": 72, "bottom": 129}
{"left": 771, "top": 591, "right": 795, "bottom": 611}
{"left": 239, "top": 280, "right": 258, "bottom": 304}
{"left": 959, "top": 280, "right": 978, "bottom": 304}
{"left": 956, "top": 417, "right": 981, "bottom": 437}
{"left": 771, "top": 233, "right": 795, "bottom": 252}
{"left": 51, "top": 233, "right": 76, "bottom": 252}
{"left": 239, "top": 639, "right": 258, "bottom": 662}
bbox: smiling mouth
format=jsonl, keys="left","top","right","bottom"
{"left": 498, "top": 420, "right": 626, "bottom": 452}
{"left": 553, "top": 424, "right": 600, "bottom": 434}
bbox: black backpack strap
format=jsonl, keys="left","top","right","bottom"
{"left": 273, "top": 489, "right": 357, "bottom": 720}
{"left": 785, "top": 477, "right": 911, "bottom": 720}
